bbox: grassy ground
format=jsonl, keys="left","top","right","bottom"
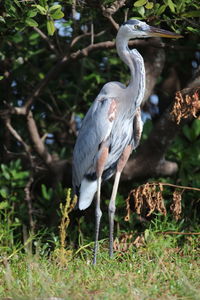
{"left": 0, "top": 231, "right": 200, "bottom": 300}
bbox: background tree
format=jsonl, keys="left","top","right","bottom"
{"left": 0, "top": 0, "right": 200, "bottom": 242}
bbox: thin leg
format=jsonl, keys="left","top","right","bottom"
{"left": 93, "top": 176, "right": 102, "bottom": 265}
{"left": 109, "top": 171, "right": 121, "bottom": 258}
{"left": 109, "top": 145, "right": 132, "bottom": 258}
{"left": 93, "top": 145, "right": 108, "bottom": 264}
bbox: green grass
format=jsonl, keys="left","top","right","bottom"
{"left": 0, "top": 232, "right": 200, "bottom": 300}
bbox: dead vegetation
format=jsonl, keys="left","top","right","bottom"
{"left": 112, "top": 182, "right": 200, "bottom": 253}
{"left": 125, "top": 182, "right": 200, "bottom": 222}
{"left": 171, "top": 88, "right": 200, "bottom": 124}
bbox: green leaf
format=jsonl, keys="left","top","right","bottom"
{"left": 6, "top": 4, "right": 17, "bottom": 17}
{"left": 145, "top": 2, "right": 154, "bottom": 9}
{"left": 157, "top": 4, "right": 166, "bottom": 15}
{"left": 12, "top": 33, "right": 23, "bottom": 43}
{"left": 27, "top": 9, "right": 38, "bottom": 18}
{"left": 50, "top": 10, "right": 64, "bottom": 20}
{"left": 191, "top": 120, "right": 200, "bottom": 139}
{"left": 0, "top": 201, "right": 9, "bottom": 210}
{"left": 25, "top": 18, "right": 38, "bottom": 27}
{"left": 41, "top": 184, "right": 53, "bottom": 200}
{"left": 1, "top": 164, "right": 10, "bottom": 180}
{"left": 182, "top": 11, "right": 200, "bottom": 17}
{"left": 47, "top": 19, "right": 55, "bottom": 36}
{"left": 0, "top": 16, "right": 5, "bottom": 23}
{"left": 29, "top": 32, "right": 40, "bottom": 41}
{"left": 32, "top": 4, "right": 47, "bottom": 15}
{"left": 49, "top": 4, "right": 62, "bottom": 13}
{"left": 109, "top": 57, "right": 119, "bottom": 65}
{"left": 14, "top": 0, "right": 21, "bottom": 8}
{"left": 11, "top": 170, "right": 29, "bottom": 180}
{"left": 186, "top": 26, "right": 199, "bottom": 33}
{"left": 183, "top": 125, "right": 192, "bottom": 141}
{"left": 137, "top": 6, "right": 145, "bottom": 17}
{"left": 41, "top": 184, "right": 49, "bottom": 200}
{"left": 167, "top": 0, "right": 175, "bottom": 13}
{"left": 39, "top": 0, "right": 48, "bottom": 7}
{"left": 0, "top": 76, "right": 3, "bottom": 80}
{"left": 49, "top": 5, "right": 64, "bottom": 19}
{"left": 134, "top": 0, "right": 147, "bottom": 7}
{"left": 0, "top": 188, "right": 8, "bottom": 199}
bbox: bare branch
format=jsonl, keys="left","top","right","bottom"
{"left": 5, "top": 117, "right": 30, "bottom": 153}
{"left": 26, "top": 110, "right": 53, "bottom": 165}
{"left": 101, "top": 0, "right": 126, "bottom": 30}
{"left": 24, "top": 176, "right": 35, "bottom": 232}
{"left": 124, "top": 8, "right": 129, "bottom": 22}
{"left": 72, "top": 0, "right": 77, "bottom": 20}
{"left": 71, "top": 32, "right": 91, "bottom": 47}
{"left": 91, "top": 22, "right": 94, "bottom": 45}
{"left": 101, "top": 0, "right": 126, "bottom": 16}
{"left": 106, "top": 15, "right": 119, "bottom": 31}
{"left": 70, "top": 30, "right": 105, "bottom": 48}
{"left": 4, "top": 117, "right": 35, "bottom": 230}
{"left": 33, "top": 27, "right": 59, "bottom": 56}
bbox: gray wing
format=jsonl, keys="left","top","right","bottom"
{"left": 132, "top": 107, "right": 143, "bottom": 149}
{"left": 72, "top": 96, "right": 117, "bottom": 192}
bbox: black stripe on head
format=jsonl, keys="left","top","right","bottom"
{"left": 123, "top": 19, "right": 140, "bottom": 26}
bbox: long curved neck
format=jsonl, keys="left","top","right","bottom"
{"left": 116, "top": 30, "right": 145, "bottom": 107}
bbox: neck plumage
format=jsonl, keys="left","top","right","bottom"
{"left": 116, "top": 31, "right": 146, "bottom": 108}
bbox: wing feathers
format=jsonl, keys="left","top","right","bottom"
{"left": 72, "top": 96, "right": 117, "bottom": 207}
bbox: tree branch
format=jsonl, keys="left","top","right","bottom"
{"left": 4, "top": 117, "right": 35, "bottom": 231}
{"left": 22, "top": 38, "right": 188, "bottom": 112}
{"left": 5, "top": 117, "right": 30, "bottom": 153}
{"left": 33, "top": 27, "right": 59, "bottom": 56}
{"left": 26, "top": 110, "right": 53, "bottom": 165}
{"left": 70, "top": 30, "right": 105, "bottom": 48}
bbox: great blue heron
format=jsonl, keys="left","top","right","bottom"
{"left": 72, "top": 19, "right": 182, "bottom": 264}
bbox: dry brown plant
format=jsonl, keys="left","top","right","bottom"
{"left": 171, "top": 88, "right": 200, "bottom": 124}
{"left": 113, "top": 233, "right": 145, "bottom": 252}
{"left": 170, "top": 189, "right": 183, "bottom": 220}
{"left": 125, "top": 182, "right": 200, "bottom": 222}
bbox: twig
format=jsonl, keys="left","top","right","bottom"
{"left": 26, "top": 110, "right": 53, "bottom": 165}
{"left": 72, "top": 0, "right": 77, "bottom": 20}
{"left": 91, "top": 22, "right": 94, "bottom": 45}
{"left": 71, "top": 32, "right": 91, "bottom": 47}
{"left": 33, "top": 27, "right": 59, "bottom": 55}
{"left": 5, "top": 117, "right": 30, "bottom": 153}
{"left": 124, "top": 8, "right": 129, "bottom": 22}
{"left": 148, "top": 182, "right": 200, "bottom": 192}
{"left": 70, "top": 30, "right": 105, "bottom": 48}
{"left": 106, "top": 15, "right": 119, "bottom": 31}
{"left": 5, "top": 117, "right": 35, "bottom": 231}
{"left": 24, "top": 176, "right": 35, "bottom": 232}
{"left": 101, "top": 0, "right": 126, "bottom": 16}
{"left": 101, "top": 0, "right": 126, "bottom": 30}
{"left": 157, "top": 231, "right": 200, "bottom": 235}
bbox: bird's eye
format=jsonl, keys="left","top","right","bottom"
{"left": 134, "top": 25, "right": 140, "bottom": 30}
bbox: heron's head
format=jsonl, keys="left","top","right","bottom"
{"left": 120, "top": 19, "right": 182, "bottom": 39}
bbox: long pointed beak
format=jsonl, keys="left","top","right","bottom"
{"left": 148, "top": 26, "right": 183, "bottom": 39}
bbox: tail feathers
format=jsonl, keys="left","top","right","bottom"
{"left": 79, "top": 178, "right": 97, "bottom": 210}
